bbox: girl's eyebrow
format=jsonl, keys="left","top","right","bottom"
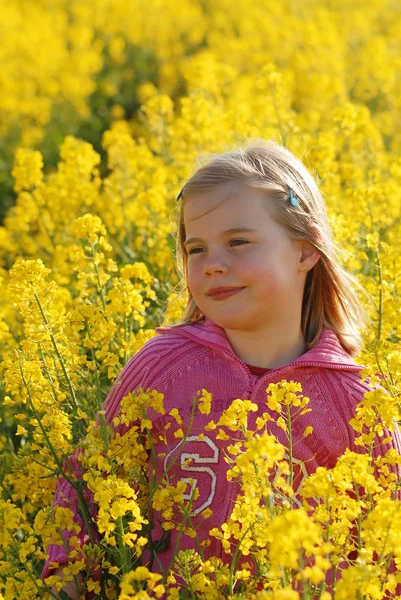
{"left": 184, "top": 227, "right": 258, "bottom": 247}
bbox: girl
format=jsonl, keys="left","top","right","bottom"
{"left": 42, "top": 140, "right": 401, "bottom": 598}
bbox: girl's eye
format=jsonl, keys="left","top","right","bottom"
{"left": 230, "top": 239, "right": 248, "bottom": 247}
{"left": 188, "top": 239, "right": 249, "bottom": 255}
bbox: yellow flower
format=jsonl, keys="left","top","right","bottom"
{"left": 217, "top": 398, "right": 258, "bottom": 431}
{"left": 119, "top": 567, "right": 165, "bottom": 597}
{"left": 12, "top": 148, "right": 43, "bottom": 193}
{"left": 216, "top": 428, "right": 230, "bottom": 440}
{"left": 87, "top": 579, "right": 101, "bottom": 593}
{"left": 16, "top": 425, "right": 28, "bottom": 436}
{"left": 169, "top": 408, "right": 183, "bottom": 424}
{"left": 197, "top": 389, "right": 212, "bottom": 415}
{"left": 3, "top": 5, "right": 401, "bottom": 597}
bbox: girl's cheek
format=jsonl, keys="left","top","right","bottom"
{"left": 235, "top": 254, "right": 258, "bottom": 274}
{"left": 187, "top": 264, "right": 201, "bottom": 290}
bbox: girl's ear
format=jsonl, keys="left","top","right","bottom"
{"left": 298, "top": 240, "right": 320, "bottom": 270}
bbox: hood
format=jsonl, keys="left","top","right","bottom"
{"left": 155, "top": 317, "right": 364, "bottom": 372}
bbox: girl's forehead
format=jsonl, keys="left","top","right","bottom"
{"left": 183, "top": 184, "right": 274, "bottom": 228}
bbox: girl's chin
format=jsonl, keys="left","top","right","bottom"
{"left": 206, "top": 313, "right": 255, "bottom": 330}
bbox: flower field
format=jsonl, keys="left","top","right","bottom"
{"left": 1, "top": 0, "right": 401, "bottom": 598}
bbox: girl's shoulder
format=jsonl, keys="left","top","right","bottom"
{"left": 121, "top": 323, "right": 201, "bottom": 372}
{"left": 326, "top": 367, "right": 391, "bottom": 415}
{"left": 103, "top": 328, "right": 197, "bottom": 413}
{"left": 140, "top": 324, "right": 196, "bottom": 353}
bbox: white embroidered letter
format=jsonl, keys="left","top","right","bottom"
{"left": 163, "top": 435, "right": 219, "bottom": 516}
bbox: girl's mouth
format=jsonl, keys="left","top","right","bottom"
{"left": 207, "top": 287, "right": 246, "bottom": 300}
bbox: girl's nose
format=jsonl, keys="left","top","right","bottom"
{"left": 203, "top": 252, "right": 229, "bottom": 276}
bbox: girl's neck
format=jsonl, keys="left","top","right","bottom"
{"left": 223, "top": 322, "right": 306, "bottom": 370}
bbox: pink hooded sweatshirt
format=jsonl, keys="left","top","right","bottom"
{"left": 42, "top": 317, "right": 401, "bottom": 597}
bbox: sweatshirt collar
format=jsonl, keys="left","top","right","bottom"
{"left": 156, "top": 317, "right": 363, "bottom": 371}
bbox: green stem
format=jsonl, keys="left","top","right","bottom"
{"left": 228, "top": 521, "right": 256, "bottom": 595}
{"left": 32, "top": 455, "right": 59, "bottom": 474}
{"left": 108, "top": 235, "right": 137, "bottom": 264}
{"left": 34, "top": 291, "right": 78, "bottom": 412}
{"left": 186, "top": 514, "right": 206, "bottom": 562}
{"left": 116, "top": 516, "right": 131, "bottom": 573}
{"left": 90, "top": 242, "right": 107, "bottom": 312}
{"left": 84, "top": 321, "right": 110, "bottom": 452}
{"left": 5, "top": 527, "right": 78, "bottom": 600}
{"left": 12, "top": 552, "right": 47, "bottom": 599}
{"left": 20, "top": 363, "right": 97, "bottom": 545}
{"left": 374, "top": 346, "right": 394, "bottom": 397}
{"left": 312, "top": 499, "right": 331, "bottom": 599}
{"left": 376, "top": 247, "right": 383, "bottom": 342}
{"left": 287, "top": 406, "right": 294, "bottom": 507}
{"left": 0, "top": 476, "right": 13, "bottom": 501}
{"left": 146, "top": 394, "right": 204, "bottom": 576}
{"left": 147, "top": 395, "right": 198, "bottom": 501}
{"left": 331, "top": 563, "right": 338, "bottom": 599}
{"left": 124, "top": 315, "right": 128, "bottom": 365}
{"left": 53, "top": 526, "right": 86, "bottom": 598}
{"left": 163, "top": 493, "right": 197, "bottom": 578}
{"left": 296, "top": 551, "right": 309, "bottom": 600}
{"left": 145, "top": 409, "right": 159, "bottom": 572}
{"left": 38, "top": 343, "right": 59, "bottom": 404}
{"left": 184, "top": 563, "right": 197, "bottom": 600}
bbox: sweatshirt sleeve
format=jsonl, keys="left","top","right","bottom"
{"left": 370, "top": 419, "right": 401, "bottom": 499}
{"left": 41, "top": 337, "right": 163, "bottom": 581}
{"left": 348, "top": 382, "right": 401, "bottom": 500}
{"left": 344, "top": 380, "right": 401, "bottom": 592}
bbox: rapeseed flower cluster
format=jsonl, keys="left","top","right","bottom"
{"left": 1, "top": 0, "right": 401, "bottom": 598}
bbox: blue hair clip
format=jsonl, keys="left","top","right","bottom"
{"left": 176, "top": 189, "right": 183, "bottom": 201}
{"left": 289, "top": 188, "right": 299, "bottom": 207}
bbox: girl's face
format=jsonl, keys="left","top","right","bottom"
{"left": 183, "top": 184, "right": 311, "bottom": 333}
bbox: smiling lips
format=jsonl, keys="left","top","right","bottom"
{"left": 207, "top": 287, "right": 246, "bottom": 300}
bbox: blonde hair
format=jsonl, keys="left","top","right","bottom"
{"left": 165, "top": 139, "right": 370, "bottom": 357}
